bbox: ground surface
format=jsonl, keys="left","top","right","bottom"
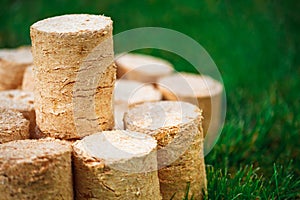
{"left": 0, "top": 0, "right": 299, "bottom": 199}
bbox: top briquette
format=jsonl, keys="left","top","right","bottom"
{"left": 124, "top": 101, "right": 201, "bottom": 131}
{"left": 0, "top": 138, "right": 71, "bottom": 165}
{"left": 31, "top": 14, "right": 112, "bottom": 33}
{"left": 73, "top": 130, "right": 157, "bottom": 163}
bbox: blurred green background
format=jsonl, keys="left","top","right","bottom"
{"left": 1, "top": 0, "right": 299, "bottom": 199}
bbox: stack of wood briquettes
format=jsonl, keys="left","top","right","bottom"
{"left": 0, "top": 13, "right": 224, "bottom": 200}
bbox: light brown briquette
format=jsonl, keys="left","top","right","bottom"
{"left": 0, "top": 138, "right": 73, "bottom": 200}
{"left": 157, "top": 73, "right": 223, "bottom": 147}
{"left": 72, "top": 130, "right": 162, "bottom": 200}
{"left": 0, "top": 90, "right": 35, "bottom": 138}
{"left": 0, "top": 108, "right": 30, "bottom": 144}
{"left": 115, "top": 53, "right": 173, "bottom": 83}
{"left": 0, "top": 46, "right": 33, "bottom": 90}
{"left": 124, "top": 101, "right": 207, "bottom": 200}
{"left": 30, "top": 14, "right": 116, "bottom": 139}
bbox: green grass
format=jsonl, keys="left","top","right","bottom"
{"left": 204, "top": 162, "right": 300, "bottom": 199}
{"left": 1, "top": 0, "right": 299, "bottom": 199}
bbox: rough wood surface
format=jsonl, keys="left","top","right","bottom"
{"left": 0, "top": 46, "right": 33, "bottom": 90}
{"left": 22, "top": 65, "right": 34, "bottom": 91}
{"left": 157, "top": 73, "right": 223, "bottom": 140}
{"left": 115, "top": 53, "right": 173, "bottom": 83}
{"left": 72, "top": 130, "right": 162, "bottom": 200}
{"left": 30, "top": 14, "right": 115, "bottom": 139}
{"left": 0, "top": 138, "right": 73, "bottom": 200}
{"left": 124, "top": 101, "right": 207, "bottom": 200}
{"left": 0, "top": 108, "right": 29, "bottom": 144}
{"left": 114, "top": 79, "right": 162, "bottom": 129}
{"left": 0, "top": 90, "right": 35, "bottom": 138}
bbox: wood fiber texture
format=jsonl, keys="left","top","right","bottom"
{"left": 30, "top": 14, "right": 116, "bottom": 139}
{"left": 0, "top": 46, "right": 32, "bottom": 90}
{"left": 0, "top": 90, "right": 35, "bottom": 138}
{"left": 72, "top": 131, "right": 162, "bottom": 200}
{"left": 0, "top": 108, "right": 29, "bottom": 144}
{"left": 0, "top": 138, "right": 73, "bottom": 199}
{"left": 124, "top": 101, "right": 207, "bottom": 200}
{"left": 158, "top": 73, "right": 223, "bottom": 141}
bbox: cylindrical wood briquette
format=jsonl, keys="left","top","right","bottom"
{"left": 0, "top": 138, "right": 73, "bottom": 199}
{"left": 0, "top": 90, "right": 35, "bottom": 138}
{"left": 30, "top": 14, "right": 116, "bottom": 139}
{"left": 0, "top": 108, "right": 30, "bottom": 144}
{"left": 72, "top": 130, "right": 162, "bottom": 200}
{"left": 157, "top": 73, "right": 223, "bottom": 145}
{"left": 115, "top": 53, "right": 173, "bottom": 83}
{"left": 124, "top": 101, "right": 207, "bottom": 200}
{"left": 0, "top": 46, "right": 33, "bottom": 90}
